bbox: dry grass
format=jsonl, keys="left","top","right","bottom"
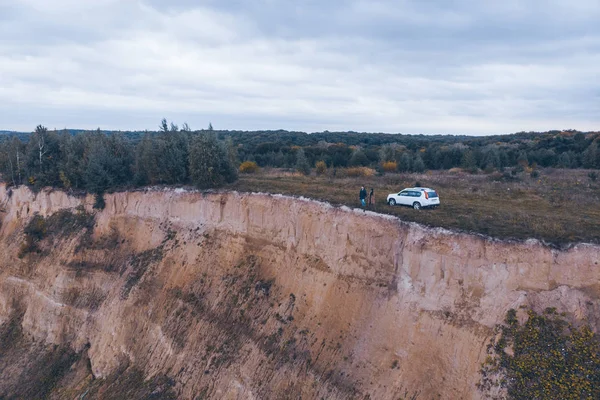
{"left": 227, "top": 168, "right": 600, "bottom": 245}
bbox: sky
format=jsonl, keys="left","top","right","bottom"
{"left": 0, "top": 0, "right": 598, "bottom": 135}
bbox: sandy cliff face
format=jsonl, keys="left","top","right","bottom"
{"left": 0, "top": 183, "right": 599, "bottom": 399}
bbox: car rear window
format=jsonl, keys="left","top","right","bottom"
{"left": 427, "top": 191, "right": 438, "bottom": 198}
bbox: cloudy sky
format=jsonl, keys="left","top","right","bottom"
{"left": 1, "top": 0, "right": 598, "bottom": 134}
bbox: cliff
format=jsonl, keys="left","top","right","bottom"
{"left": 0, "top": 183, "right": 598, "bottom": 399}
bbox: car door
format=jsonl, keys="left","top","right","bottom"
{"left": 398, "top": 190, "right": 411, "bottom": 205}
{"left": 411, "top": 191, "right": 423, "bottom": 205}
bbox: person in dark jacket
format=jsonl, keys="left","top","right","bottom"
{"left": 359, "top": 186, "right": 367, "bottom": 208}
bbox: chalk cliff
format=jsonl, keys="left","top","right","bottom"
{"left": 0, "top": 183, "right": 598, "bottom": 399}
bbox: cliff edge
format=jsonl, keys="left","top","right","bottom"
{"left": 0, "top": 183, "right": 599, "bottom": 399}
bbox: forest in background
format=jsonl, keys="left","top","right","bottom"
{"left": 0, "top": 121, "right": 599, "bottom": 199}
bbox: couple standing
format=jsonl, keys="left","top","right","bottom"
{"left": 359, "top": 186, "right": 374, "bottom": 209}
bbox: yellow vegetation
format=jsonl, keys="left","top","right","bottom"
{"left": 315, "top": 161, "right": 327, "bottom": 175}
{"left": 239, "top": 161, "right": 259, "bottom": 174}
{"left": 480, "top": 307, "right": 600, "bottom": 399}
{"left": 346, "top": 167, "right": 376, "bottom": 177}
{"left": 382, "top": 161, "right": 397, "bottom": 173}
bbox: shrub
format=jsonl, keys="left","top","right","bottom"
{"left": 59, "top": 171, "right": 71, "bottom": 190}
{"left": 382, "top": 161, "right": 397, "bottom": 173}
{"left": 488, "top": 171, "right": 504, "bottom": 182}
{"left": 484, "top": 164, "right": 496, "bottom": 174}
{"left": 346, "top": 167, "right": 376, "bottom": 177}
{"left": 93, "top": 193, "right": 106, "bottom": 210}
{"left": 18, "top": 239, "right": 38, "bottom": 258}
{"left": 589, "top": 171, "right": 598, "bottom": 182}
{"left": 480, "top": 308, "right": 600, "bottom": 400}
{"left": 239, "top": 161, "right": 259, "bottom": 174}
{"left": 24, "top": 214, "right": 47, "bottom": 241}
{"left": 19, "top": 209, "right": 95, "bottom": 258}
{"left": 530, "top": 170, "right": 540, "bottom": 178}
{"left": 315, "top": 161, "right": 327, "bottom": 175}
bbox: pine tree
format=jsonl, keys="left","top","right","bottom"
{"left": 295, "top": 148, "right": 311, "bottom": 175}
{"left": 557, "top": 152, "right": 571, "bottom": 168}
{"left": 412, "top": 154, "right": 425, "bottom": 172}
{"left": 84, "top": 133, "right": 133, "bottom": 194}
{"left": 517, "top": 151, "right": 529, "bottom": 168}
{"left": 189, "top": 134, "right": 237, "bottom": 188}
{"left": 160, "top": 118, "right": 169, "bottom": 133}
{"left": 461, "top": 150, "right": 477, "bottom": 171}
{"left": 399, "top": 152, "right": 411, "bottom": 172}
{"left": 349, "top": 149, "right": 369, "bottom": 166}
{"left": 379, "top": 145, "right": 395, "bottom": 163}
{"left": 583, "top": 142, "right": 599, "bottom": 169}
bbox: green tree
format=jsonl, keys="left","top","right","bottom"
{"left": 557, "top": 152, "right": 572, "bottom": 168}
{"left": 398, "top": 152, "right": 411, "bottom": 172}
{"left": 164, "top": 131, "right": 189, "bottom": 183}
{"left": 0, "top": 136, "right": 25, "bottom": 186}
{"left": 189, "top": 133, "right": 237, "bottom": 188}
{"left": 412, "top": 154, "right": 425, "bottom": 172}
{"left": 583, "top": 141, "right": 599, "bottom": 169}
{"left": 84, "top": 133, "right": 133, "bottom": 194}
{"left": 295, "top": 148, "right": 311, "bottom": 175}
{"left": 57, "top": 132, "right": 87, "bottom": 189}
{"left": 461, "top": 150, "right": 477, "bottom": 172}
{"left": 84, "top": 142, "right": 115, "bottom": 194}
{"left": 482, "top": 147, "right": 501, "bottom": 170}
{"left": 134, "top": 130, "right": 189, "bottom": 185}
{"left": 160, "top": 118, "right": 169, "bottom": 133}
{"left": 224, "top": 137, "right": 239, "bottom": 169}
{"left": 517, "top": 150, "right": 529, "bottom": 168}
{"left": 134, "top": 133, "right": 160, "bottom": 185}
{"left": 349, "top": 149, "right": 369, "bottom": 166}
{"left": 379, "top": 145, "right": 395, "bottom": 163}
{"left": 24, "top": 125, "right": 62, "bottom": 188}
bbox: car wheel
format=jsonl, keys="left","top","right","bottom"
{"left": 413, "top": 202, "right": 421, "bottom": 210}
{"left": 388, "top": 198, "right": 396, "bottom": 206}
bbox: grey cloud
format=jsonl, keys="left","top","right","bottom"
{"left": 0, "top": 0, "right": 598, "bottom": 134}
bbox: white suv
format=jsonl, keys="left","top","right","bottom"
{"left": 387, "top": 187, "right": 440, "bottom": 209}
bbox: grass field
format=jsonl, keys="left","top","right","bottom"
{"left": 227, "top": 168, "right": 600, "bottom": 246}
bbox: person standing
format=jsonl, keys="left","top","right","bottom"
{"left": 368, "top": 188, "right": 374, "bottom": 208}
{"left": 359, "top": 186, "right": 367, "bottom": 208}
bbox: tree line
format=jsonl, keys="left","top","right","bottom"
{"left": 1, "top": 124, "right": 599, "bottom": 196}
{"left": 223, "top": 129, "right": 600, "bottom": 172}
{"left": 0, "top": 121, "right": 238, "bottom": 201}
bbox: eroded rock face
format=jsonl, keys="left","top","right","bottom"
{"left": 0, "top": 184, "right": 599, "bottom": 399}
